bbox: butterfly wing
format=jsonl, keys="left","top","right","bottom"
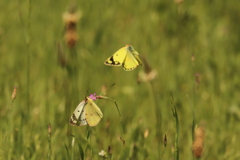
{"left": 69, "top": 100, "right": 87, "bottom": 126}
{"left": 104, "top": 46, "right": 128, "bottom": 66}
{"left": 122, "top": 45, "right": 142, "bottom": 71}
{"left": 131, "top": 48, "right": 142, "bottom": 65}
{"left": 85, "top": 98, "right": 103, "bottom": 127}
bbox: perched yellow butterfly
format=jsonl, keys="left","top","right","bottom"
{"left": 104, "top": 45, "right": 142, "bottom": 71}
{"left": 69, "top": 96, "right": 103, "bottom": 127}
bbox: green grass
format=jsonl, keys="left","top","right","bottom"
{"left": 1, "top": 0, "right": 240, "bottom": 159}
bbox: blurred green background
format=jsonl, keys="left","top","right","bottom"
{"left": 1, "top": 0, "right": 240, "bottom": 159}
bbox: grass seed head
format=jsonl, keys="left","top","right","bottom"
{"left": 138, "top": 56, "right": 157, "bottom": 83}
{"left": 191, "top": 54, "right": 195, "bottom": 62}
{"left": 174, "top": 0, "right": 184, "bottom": 4}
{"left": 63, "top": 10, "right": 81, "bottom": 31}
{"left": 195, "top": 73, "right": 201, "bottom": 85}
{"left": 192, "top": 126, "right": 205, "bottom": 158}
{"left": 11, "top": 86, "right": 17, "bottom": 102}
{"left": 144, "top": 129, "right": 149, "bottom": 138}
{"left": 108, "top": 145, "right": 112, "bottom": 156}
{"left": 63, "top": 10, "right": 81, "bottom": 48}
{"left": 164, "top": 134, "right": 167, "bottom": 147}
{"left": 48, "top": 123, "right": 52, "bottom": 135}
{"left": 64, "top": 31, "right": 79, "bottom": 48}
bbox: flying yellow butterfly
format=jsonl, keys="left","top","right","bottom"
{"left": 69, "top": 97, "right": 103, "bottom": 127}
{"left": 104, "top": 45, "right": 142, "bottom": 71}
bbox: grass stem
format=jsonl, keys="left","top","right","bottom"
{"left": 171, "top": 94, "right": 179, "bottom": 160}
{"left": 18, "top": 0, "right": 31, "bottom": 114}
{"left": 48, "top": 123, "right": 52, "bottom": 160}
{"left": 148, "top": 81, "right": 162, "bottom": 158}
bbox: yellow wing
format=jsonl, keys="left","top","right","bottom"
{"left": 122, "top": 45, "right": 142, "bottom": 71}
{"left": 104, "top": 46, "right": 128, "bottom": 66}
{"left": 69, "top": 100, "right": 88, "bottom": 126}
{"left": 85, "top": 98, "right": 103, "bottom": 127}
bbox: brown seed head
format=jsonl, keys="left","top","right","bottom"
{"left": 11, "top": 87, "right": 17, "bottom": 102}
{"left": 195, "top": 126, "right": 204, "bottom": 138}
{"left": 48, "top": 123, "right": 52, "bottom": 135}
{"left": 195, "top": 73, "right": 200, "bottom": 85}
{"left": 105, "top": 119, "right": 110, "bottom": 130}
{"left": 64, "top": 31, "right": 79, "bottom": 48}
{"left": 192, "top": 126, "right": 205, "bottom": 158}
{"left": 63, "top": 11, "right": 82, "bottom": 31}
{"left": 164, "top": 134, "right": 167, "bottom": 147}
{"left": 142, "top": 55, "right": 152, "bottom": 74}
{"left": 174, "top": 0, "right": 184, "bottom": 4}
{"left": 138, "top": 56, "right": 157, "bottom": 82}
{"left": 144, "top": 129, "right": 149, "bottom": 138}
{"left": 108, "top": 145, "right": 112, "bottom": 155}
{"left": 191, "top": 54, "right": 195, "bottom": 62}
{"left": 63, "top": 10, "right": 82, "bottom": 48}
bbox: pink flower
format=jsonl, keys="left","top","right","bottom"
{"left": 89, "top": 93, "right": 97, "bottom": 100}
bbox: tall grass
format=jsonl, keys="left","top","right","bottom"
{"left": 1, "top": 0, "right": 240, "bottom": 159}
{"left": 18, "top": 0, "right": 31, "bottom": 114}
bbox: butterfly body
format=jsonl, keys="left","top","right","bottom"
{"left": 104, "top": 45, "right": 142, "bottom": 71}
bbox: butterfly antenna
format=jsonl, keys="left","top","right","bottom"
{"left": 84, "top": 90, "right": 90, "bottom": 100}
{"left": 78, "top": 89, "right": 85, "bottom": 98}
{"left": 100, "top": 83, "right": 116, "bottom": 96}
{"left": 117, "top": 40, "right": 129, "bottom": 46}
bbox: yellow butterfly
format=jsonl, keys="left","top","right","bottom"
{"left": 104, "top": 45, "right": 142, "bottom": 71}
{"left": 69, "top": 97, "right": 103, "bottom": 127}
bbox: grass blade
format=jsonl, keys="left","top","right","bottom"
{"left": 171, "top": 94, "right": 179, "bottom": 160}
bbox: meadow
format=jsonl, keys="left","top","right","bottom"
{"left": 1, "top": 0, "right": 240, "bottom": 159}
